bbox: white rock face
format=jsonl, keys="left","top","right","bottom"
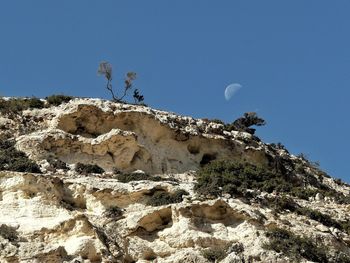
{"left": 0, "top": 98, "right": 349, "bottom": 262}
{"left": 15, "top": 99, "right": 268, "bottom": 174}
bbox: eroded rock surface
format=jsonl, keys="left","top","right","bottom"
{"left": 15, "top": 99, "right": 267, "bottom": 174}
{"left": 0, "top": 98, "right": 349, "bottom": 262}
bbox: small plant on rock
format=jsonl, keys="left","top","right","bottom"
{"left": 103, "top": 206, "right": 124, "bottom": 219}
{"left": 97, "top": 61, "right": 144, "bottom": 104}
{"left": 46, "top": 94, "right": 73, "bottom": 106}
{"left": 0, "top": 139, "right": 41, "bottom": 173}
{"left": 0, "top": 224, "right": 19, "bottom": 242}
{"left": 225, "top": 112, "right": 266, "bottom": 134}
{"left": 264, "top": 227, "right": 328, "bottom": 262}
{"left": 75, "top": 163, "right": 104, "bottom": 174}
{"left": 201, "top": 243, "right": 233, "bottom": 262}
{"left": 147, "top": 189, "right": 189, "bottom": 206}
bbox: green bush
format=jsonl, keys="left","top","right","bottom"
{"left": 290, "top": 187, "right": 318, "bottom": 200}
{"left": 0, "top": 140, "right": 41, "bottom": 173}
{"left": 269, "top": 196, "right": 299, "bottom": 213}
{"left": 115, "top": 172, "right": 177, "bottom": 183}
{"left": 332, "top": 252, "right": 350, "bottom": 263}
{"left": 27, "top": 97, "right": 45, "bottom": 109}
{"left": 103, "top": 206, "right": 123, "bottom": 219}
{"left": 0, "top": 224, "right": 19, "bottom": 242}
{"left": 296, "top": 207, "right": 342, "bottom": 230}
{"left": 75, "top": 163, "right": 104, "bottom": 174}
{"left": 0, "top": 97, "right": 44, "bottom": 114}
{"left": 201, "top": 246, "right": 228, "bottom": 262}
{"left": 264, "top": 227, "right": 328, "bottom": 263}
{"left": 147, "top": 189, "right": 188, "bottom": 206}
{"left": 195, "top": 160, "right": 350, "bottom": 206}
{"left": 48, "top": 158, "right": 68, "bottom": 170}
{"left": 201, "top": 243, "right": 235, "bottom": 262}
{"left": 46, "top": 94, "right": 73, "bottom": 106}
{"left": 195, "top": 160, "right": 298, "bottom": 198}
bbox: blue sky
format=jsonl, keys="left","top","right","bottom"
{"left": 1, "top": 1, "right": 349, "bottom": 181}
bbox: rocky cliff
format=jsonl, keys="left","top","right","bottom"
{"left": 0, "top": 98, "right": 349, "bottom": 263}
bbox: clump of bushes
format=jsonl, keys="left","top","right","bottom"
{"left": 75, "top": 163, "right": 104, "bottom": 174}
{"left": 0, "top": 95, "right": 74, "bottom": 115}
{"left": 45, "top": 94, "right": 73, "bottom": 106}
{"left": 0, "top": 97, "right": 45, "bottom": 114}
{"left": 195, "top": 160, "right": 350, "bottom": 207}
{"left": 195, "top": 160, "right": 298, "bottom": 198}
{"left": 0, "top": 140, "right": 41, "bottom": 173}
{"left": 264, "top": 227, "right": 328, "bottom": 262}
{"left": 115, "top": 172, "right": 177, "bottom": 183}
{"left": 147, "top": 189, "right": 189, "bottom": 206}
{"left": 267, "top": 196, "right": 299, "bottom": 213}
{"left": 298, "top": 207, "right": 339, "bottom": 228}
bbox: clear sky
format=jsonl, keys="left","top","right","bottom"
{"left": 1, "top": 1, "right": 349, "bottom": 182}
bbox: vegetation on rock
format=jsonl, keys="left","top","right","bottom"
{"left": 97, "top": 61, "right": 144, "bottom": 104}
{"left": 115, "top": 172, "right": 177, "bottom": 183}
{"left": 0, "top": 140, "right": 41, "bottom": 173}
{"left": 45, "top": 94, "right": 73, "bottom": 106}
{"left": 264, "top": 227, "right": 328, "bottom": 263}
{"left": 0, "top": 97, "right": 45, "bottom": 114}
{"left": 147, "top": 189, "right": 189, "bottom": 206}
{"left": 75, "top": 163, "right": 104, "bottom": 174}
{"left": 195, "top": 159, "right": 350, "bottom": 205}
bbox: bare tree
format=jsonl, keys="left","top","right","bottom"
{"left": 97, "top": 62, "right": 142, "bottom": 103}
{"left": 97, "top": 61, "right": 117, "bottom": 101}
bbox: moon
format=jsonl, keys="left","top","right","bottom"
{"left": 224, "top": 83, "right": 242, "bottom": 101}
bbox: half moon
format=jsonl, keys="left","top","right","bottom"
{"left": 224, "top": 83, "right": 242, "bottom": 101}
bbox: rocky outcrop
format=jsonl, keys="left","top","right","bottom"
{"left": 16, "top": 99, "right": 267, "bottom": 174}
{"left": 0, "top": 98, "right": 349, "bottom": 262}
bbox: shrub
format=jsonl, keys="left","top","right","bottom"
{"left": 115, "top": 172, "right": 177, "bottom": 183}
{"left": 332, "top": 252, "right": 350, "bottom": 263}
{"left": 27, "top": 97, "right": 45, "bottom": 109}
{"left": 229, "top": 242, "right": 244, "bottom": 254}
{"left": 201, "top": 243, "right": 234, "bottom": 262}
{"left": 0, "top": 97, "right": 44, "bottom": 114}
{"left": 270, "top": 196, "right": 299, "bottom": 213}
{"left": 296, "top": 207, "right": 342, "bottom": 230}
{"left": 201, "top": 247, "right": 227, "bottom": 262}
{"left": 98, "top": 61, "right": 143, "bottom": 104}
{"left": 46, "top": 94, "right": 73, "bottom": 106}
{"left": 0, "top": 140, "right": 41, "bottom": 173}
{"left": 0, "top": 224, "right": 19, "bottom": 242}
{"left": 195, "top": 160, "right": 348, "bottom": 207}
{"left": 195, "top": 160, "right": 298, "bottom": 198}
{"left": 103, "top": 206, "right": 123, "bottom": 219}
{"left": 270, "top": 142, "right": 288, "bottom": 152}
{"left": 75, "top": 163, "right": 104, "bottom": 174}
{"left": 147, "top": 189, "right": 189, "bottom": 206}
{"left": 225, "top": 112, "right": 266, "bottom": 134}
{"left": 264, "top": 227, "right": 328, "bottom": 263}
{"left": 290, "top": 187, "right": 318, "bottom": 200}
{"left": 48, "top": 158, "right": 68, "bottom": 170}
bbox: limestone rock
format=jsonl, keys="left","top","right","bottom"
{"left": 0, "top": 98, "right": 349, "bottom": 262}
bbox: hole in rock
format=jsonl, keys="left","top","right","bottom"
{"left": 133, "top": 207, "right": 173, "bottom": 242}
{"left": 200, "top": 153, "right": 217, "bottom": 166}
